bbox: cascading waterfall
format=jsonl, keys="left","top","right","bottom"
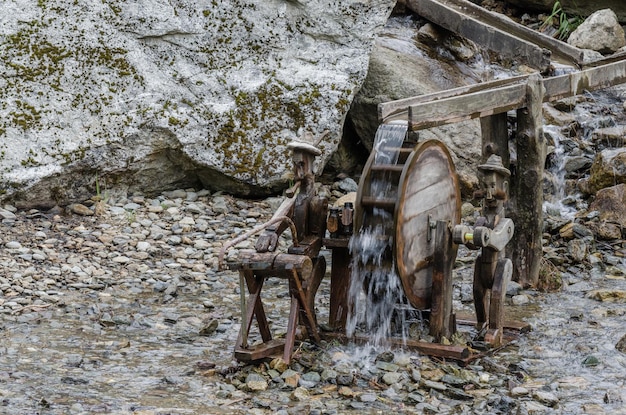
{"left": 543, "top": 124, "right": 578, "bottom": 219}
{"left": 346, "top": 124, "right": 412, "bottom": 345}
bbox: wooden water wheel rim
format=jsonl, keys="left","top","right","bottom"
{"left": 394, "top": 139, "right": 461, "bottom": 310}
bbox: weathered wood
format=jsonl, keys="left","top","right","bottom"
{"left": 480, "top": 113, "right": 510, "bottom": 168}
{"left": 509, "top": 74, "right": 546, "bottom": 287}
{"left": 429, "top": 220, "right": 456, "bottom": 340}
{"left": 395, "top": 140, "right": 461, "bottom": 310}
{"left": 383, "top": 60, "right": 626, "bottom": 127}
{"left": 406, "top": 0, "right": 551, "bottom": 71}
{"left": 543, "top": 60, "right": 626, "bottom": 101}
{"left": 327, "top": 244, "right": 351, "bottom": 330}
{"left": 420, "top": 0, "right": 588, "bottom": 67}
{"left": 322, "top": 332, "right": 471, "bottom": 361}
{"left": 408, "top": 82, "right": 527, "bottom": 130}
{"left": 456, "top": 312, "right": 531, "bottom": 333}
{"left": 228, "top": 251, "right": 313, "bottom": 276}
{"left": 234, "top": 339, "right": 286, "bottom": 362}
{"left": 379, "top": 74, "right": 531, "bottom": 123}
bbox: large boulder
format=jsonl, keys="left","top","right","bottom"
{"left": 567, "top": 9, "right": 626, "bottom": 54}
{"left": 0, "top": 0, "right": 395, "bottom": 208}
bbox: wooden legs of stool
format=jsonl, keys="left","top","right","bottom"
{"left": 234, "top": 261, "right": 322, "bottom": 364}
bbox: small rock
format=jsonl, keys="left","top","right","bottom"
{"left": 290, "top": 386, "right": 309, "bottom": 401}
{"left": 246, "top": 373, "right": 268, "bottom": 391}
{"left": 381, "top": 371, "right": 403, "bottom": 385}
{"left": 359, "top": 393, "right": 377, "bottom": 402}
{"left": 270, "top": 357, "right": 289, "bottom": 373}
{"left": 616, "top": 334, "right": 626, "bottom": 353}
{"left": 511, "top": 294, "right": 530, "bottom": 305}
{"left": 511, "top": 386, "right": 529, "bottom": 397}
{"left": 69, "top": 203, "right": 94, "bottom": 216}
{"left": 532, "top": 389, "right": 559, "bottom": 407}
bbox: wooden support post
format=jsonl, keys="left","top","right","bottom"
{"left": 430, "top": 220, "right": 456, "bottom": 340}
{"left": 480, "top": 113, "right": 509, "bottom": 167}
{"left": 327, "top": 243, "right": 351, "bottom": 330}
{"left": 510, "top": 74, "right": 546, "bottom": 287}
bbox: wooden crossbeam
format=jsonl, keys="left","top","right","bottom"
{"left": 380, "top": 59, "right": 626, "bottom": 129}
{"left": 408, "top": 82, "right": 527, "bottom": 129}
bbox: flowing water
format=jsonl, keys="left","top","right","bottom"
{"left": 346, "top": 123, "right": 409, "bottom": 345}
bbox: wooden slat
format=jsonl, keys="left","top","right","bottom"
{"left": 370, "top": 164, "right": 405, "bottom": 172}
{"left": 408, "top": 83, "right": 527, "bottom": 130}
{"left": 360, "top": 196, "right": 396, "bottom": 210}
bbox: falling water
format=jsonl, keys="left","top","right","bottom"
{"left": 346, "top": 123, "right": 412, "bottom": 345}
{"left": 543, "top": 124, "right": 578, "bottom": 219}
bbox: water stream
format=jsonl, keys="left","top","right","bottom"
{"left": 346, "top": 123, "right": 409, "bottom": 345}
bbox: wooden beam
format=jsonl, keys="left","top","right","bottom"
{"left": 378, "top": 74, "right": 531, "bottom": 123}
{"left": 430, "top": 220, "right": 456, "bottom": 341}
{"left": 384, "top": 59, "right": 626, "bottom": 129}
{"left": 509, "top": 74, "right": 546, "bottom": 287}
{"left": 406, "top": 0, "right": 551, "bottom": 71}
{"left": 408, "top": 82, "right": 527, "bottom": 130}
{"left": 544, "top": 59, "right": 626, "bottom": 101}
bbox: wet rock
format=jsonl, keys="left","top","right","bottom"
{"left": 382, "top": 371, "right": 403, "bottom": 385}
{"left": 567, "top": 239, "right": 587, "bottom": 263}
{"left": 586, "top": 150, "right": 626, "bottom": 195}
{"left": 299, "top": 371, "right": 321, "bottom": 388}
{"left": 512, "top": 294, "right": 530, "bottom": 305}
{"left": 336, "top": 373, "right": 354, "bottom": 386}
{"left": 588, "top": 289, "right": 626, "bottom": 302}
{"left": 532, "top": 389, "right": 559, "bottom": 407}
{"left": 616, "top": 334, "right": 626, "bottom": 353}
{"left": 588, "top": 184, "right": 626, "bottom": 227}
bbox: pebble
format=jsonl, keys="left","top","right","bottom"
{"left": 0, "top": 185, "right": 623, "bottom": 415}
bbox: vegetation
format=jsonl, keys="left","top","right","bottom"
{"left": 540, "top": 0, "right": 583, "bottom": 40}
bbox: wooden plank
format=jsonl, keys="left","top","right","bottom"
{"left": 321, "top": 332, "right": 471, "bottom": 361}
{"left": 544, "top": 59, "right": 626, "bottom": 101}
{"left": 429, "top": 220, "right": 456, "bottom": 340}
{"left": 234, "top": 339, "right": 286, "bottom": 362}
{"left": 379, "top": 74, "right": 531, "bottom": 123}
{"left": 328, "top": 246, "right": 351, "bottom": 330}
{"left": 426, "top": 0, "right": 584, "bottom": 66}
{"left": 406, "top": 0, "right": 551, "bottom": 71}
{"left": 456, "top": 312, "right": 531, "bottom": 333}
{"left": 408, "top": 83, "right": 527, "bottom": 130}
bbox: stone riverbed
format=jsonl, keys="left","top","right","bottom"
{"left": 1, "top": 187, "right": 625, "bottom": 414}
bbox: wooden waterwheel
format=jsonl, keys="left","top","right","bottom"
{"left": 354, "top": 127, "right": 461, "bottom": 311}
